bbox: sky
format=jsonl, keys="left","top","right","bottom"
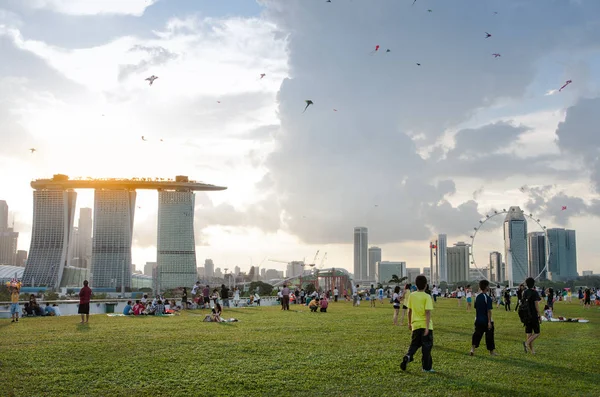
{"left": 2, "top": 0, "right": 600, "bottom": 276}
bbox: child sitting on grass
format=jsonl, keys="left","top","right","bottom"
{"left": 400, "top": 275, "right": 435, "bottom": 373}
{"left": 543, "top": 304, "right": 553, "bottom": 321}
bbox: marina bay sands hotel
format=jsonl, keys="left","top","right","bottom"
{"left": 23, "top": 174, "right": 226, "bottom": 291}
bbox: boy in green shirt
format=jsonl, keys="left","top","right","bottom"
{"left": 400, "top": 275, "right": 434, "bottom": 373}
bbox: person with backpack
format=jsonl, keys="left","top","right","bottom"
{"left": 470, "top": 279, "right": 497, "bottom": 356}
{"left": 520, "top": 277, "right": 542, "bottom": 354}
{"left": 504, "top": 287, "right": 511, "bottom": 311}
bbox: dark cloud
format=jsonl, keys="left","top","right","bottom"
{"left": 524, "top": 187, "right": 600, "bottom": 226}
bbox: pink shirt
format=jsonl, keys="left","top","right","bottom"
{"left": 79, "top": 286, "right": 92, "bottom": 304}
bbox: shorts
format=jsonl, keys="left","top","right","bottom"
{"left": 402, "top": 305, "right": 408, "bottom": 310}
{"left": 353, "top": 296, "right": 358, "bottom": 303}
{"left": 204, "top": 297, "right": 210, "bottom": 304}
{"left": 584, "top": 298, "right": 591, "bottom": 305}
{"left": 78, "top": 303, "right": 90, "bottom": 315}
{"left": 525, "top": 321, "right": 540, "bottom": 334}
{"left": 10, "top": 303, "right": 19, "bottom": 315}
{"left": 466, "top": 297, "right": 472, "bottom": 303}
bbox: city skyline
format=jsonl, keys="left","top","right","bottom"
{"left": 3, "top": 1, "right": 600, "bottom": 277}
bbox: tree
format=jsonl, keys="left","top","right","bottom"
{"left": 45, "top": 291, "right": 59, "bottom": 301}
{"left": 377, "top": 283, "right": 383, "bottom": 289}
{"left": 389, "top": 275, "right": 408, "bottom": 286}
{"left": 304, "top": 283, "right": 316, "bottom": 295}
{"left": 248, "top": 281, "right": 273, "bottom": 296}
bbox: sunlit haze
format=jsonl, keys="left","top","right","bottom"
{"left": 2, "top": 0, "right": 600, "bottom": 276}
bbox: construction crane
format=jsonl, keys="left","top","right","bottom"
{"left": 318, "top": 252, "right": 328, "bottom": 269}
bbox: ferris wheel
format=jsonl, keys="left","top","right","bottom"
{"left": 469, "top": 207, "right": 551, "bottom": 285}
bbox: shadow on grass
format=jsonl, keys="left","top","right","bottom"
{"left": 76, "top": 323, "right": 91, "bottom": 332}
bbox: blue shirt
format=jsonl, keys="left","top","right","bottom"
{"left": 45, "top": 306, "right": 55, "bottom": 315}
{"left": 123, "top": 305, "right": 132, "bottom": 315}
{"left": 474, "top": 293, "right": 492, "bottom": 325}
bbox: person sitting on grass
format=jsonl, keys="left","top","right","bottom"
{"left": 320, "top": 296, "right": 329, "bottom": 312}
{"left": 309, "top": 298, "right": 319, "bottom": 312}
{"left": 155, "top": 300, "right": 165, "bottom": 316}
{"left": 52, "top": 304, "right": 61, "bottom": 316}
{"left": 400, "top": 275, "right": 435, "bottom": 373}
{"left": 123, "top": 300, "right": 133, "bottom": 315}
{"left": 23, "top": 302, "right": 32, "bottom": 317}
{"left": 543, "top": 304, "right": 553, "bottom": 321}
{"left": 44, "top": 302, "right": 56, "bottom": 316}
{"left": 132, "top": 300, "right": 144, "bottom": 315}
{"left": 212, "top": 303, "right": 223, "bottom": 322}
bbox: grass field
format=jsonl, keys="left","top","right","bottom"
{"left": 1, "top": 298, "right": 599, "bottom": 397}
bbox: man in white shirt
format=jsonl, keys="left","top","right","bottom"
{"left": 334, "top": 287, "right": 339, "bottom": 303}
{"left": 352, "top": 284, "right": 358, "bottom": 307}
{"left": 495, "top": 285, "right": 502, "bottom": 308}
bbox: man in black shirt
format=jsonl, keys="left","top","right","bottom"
{"left": 522, "top": 277, "right": 542, "bottom": 354}
{"left": 221, "top": 284, "right": 230, "bottom": 308}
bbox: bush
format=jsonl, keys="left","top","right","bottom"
{"left": 45, "top": 291, "right": 59, "bottom": 301}
{"left": 248, "top": 281, "right": 274, "bottom": 296}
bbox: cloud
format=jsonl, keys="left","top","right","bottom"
{"left": 22, "top": 0, "right": 156, "bottom": 16}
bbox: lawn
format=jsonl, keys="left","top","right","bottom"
{"left": 1, "top": 298, "right": 599, "bottom": 397}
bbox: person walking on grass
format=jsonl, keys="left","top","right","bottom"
{"left": 514, "top": 284, "right": 525, "bottom": 312}
{"left": 282, "top": 284, "right": 290, "bottom": 311}
{"left": 333, "top": 287, "right": 338, "bottom": 303}
{"left": 10, "top": 283, "right": 20, "bottom": 323}
{"left": 78, "top": 280, "right": 92, "bottom": 324}
{"left": 521, "top": 277, "right": 542, "bottom": 354}
{"left": 370, "top": 284, "right": 377, "bottom": 308}
{"left": 399, "top": 283, "right": 411, "bottom": 326}
{"left": 470, "top": 280, "right": 497, "bottom": 356}
{"left": 392, "top": 286, "right": 401, "bottom": 325}
{"left": 400, "top": 275, "right": 434, "bottom": 373}
{"left": 504, "top": 287, "right": 511, "bottom": 311}
{"left": 495, "top": 284, "right": 503, "bottom": 308}
{"left": 352, "top": 284, "right": 358, "bottom": 307}
{"left": 465, "top": 285, "right": 473, "bottom": 311}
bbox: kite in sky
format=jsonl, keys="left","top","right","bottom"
{"left": 370, "top": 45, "right": 380, "bottom": 55}
{"left": 327, "top": 0, "right": 331, "bottom": 2}
{"left": 303, "top": 100, "right": 314, "bottom": 113}
{"left": 559, "top": 80, "right": 572, "bottom": 92}
{"left": 412, "top": 0, "right": 417, "bottom": 6}
{"left": 428, "top": 9, "right": 432, "bottom": 12}
{"left": 260, "top": 73, "right": 266, "bottom": 79}
{"left": 145, "top": 75, "right": 158, "bottom": 85}
{"left": 386, "top": 49, "right": 391, "bottom": 53}
{"left": 333, "top": 109, "right": 338, "bottom": 112}
{"left": 141, "top": 136, "right": 147, "bottom": 141}
{"left": 485, "top": 32, "right": 492, "bottom": 38}
{"left": 29, "top": 148, "right": 36, "bottom": 154}
{"left": 416, "top": 63, "right": 421, "bottom": 66}
{"left": 562, "top": 206, "right": 567, "bottom": 211}
{"left": 492, "top": 53, "right": 501, "bottom": 58}
{"left": 519, "top": 185, "right": 528, "bottom": 192}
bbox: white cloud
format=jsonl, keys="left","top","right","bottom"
{"left": 25, "top": 0, "right": 156, "bottom": 16}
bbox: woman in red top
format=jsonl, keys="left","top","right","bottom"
{"left": 78, "top": 280, "right": 92, "bottom": 324}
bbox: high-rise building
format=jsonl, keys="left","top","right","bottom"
{"left": 235, "top": 266, "right": 241, "bottom": 276}
{"left": 353, "top": 227, "right": 368, "bottom": 280}
{"left": 0, "top": 200, "right": 8, "bottom": 231}
{"left": 422, "top": 267, "right": 431, "bottom": 279}
{"left": 16, "top": 250, "right": 27, "bottom": 267}
{"left": 447, "top": 242, "right": 470, "bottom": 283}
{"left": 504, "top": 206, "right": 528, "bottom": 286}
{"left": 90, "top": 190, "right": 136, "bottom": 289}
{"left": 0, "top": 228, "right": 18, "bottom": 265}
{"left": 144, "top": 262, "right": 157, "bottom": 277}
{"left": 286, "top": 261, "right": 304, "bottom": 278}
{"left": 214, "top": 267, "right": 223, "bottom": 278}
{"left": 469, "top": 268, "right": 488, "bottom": 281}
{"left": 489, "top": 251, "right": 503, "bottom": 283}
{"left": 527, "top": 232, "right": 547, "bottom": 280}
{"left": 582, "top": 270, "right": 593, "bottom": 276}
{"left": 77, "top": 208, "right": 93, "bottom": 269}
{"left": 197, "top": 266, "right": 205, "bottom": 279}
{"left": 265, "top": 269, "right": 280, "bottom": 279}
{"left": 437, "top": 234, "right": 448, "bottom": 283}
{"left": 368, "top": 246, "right": 382, "bottom": 281}
{"left": 547, "top": 228, "right": 577, "bottom": 281}
{"left": 405, "top": 267, "right": 421, "bottom": 284}
{"left": 157, "top": 191, "right": 197, "bottom": 291}
{"left": 23, "top": 190, "right": 77, "bottom": 288}
{"left": 376, "top": 261, "right": 406, "bottom": 284}
{"left": 204, "top": 259, "right": 215, "bottom": 279}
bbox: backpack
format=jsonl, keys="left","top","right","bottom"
{"left": 518, "top": 290, "right": 536, "bottom": 325}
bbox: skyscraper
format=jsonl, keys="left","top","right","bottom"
{"left": 0, "top": 200, "right": 8, "bottom": 231}
{"left": 376, "top": 261, "right": 406, "bottom": 284}
{"left": 157, "top": 191, "right": 197, "bottom": 291}
{"left": 23, "top": 190, "right": 77, "bottom": 288}
{"left": 489, "top": 251, "right": 503, "bottom": 283}
{"left": 547, "top": 228, "right": 577, "bottom": 281}
{"left": 144, "top": 261, "right": 156, "bottom": 277}
{"left": 368, "top": 246, "right": 382, "bottom": 281}
{"left": 91, "top": 190, "right": 136, "bottom": 289}
{"left": 0, "top": 228, "right": 18, "bottom": 265}
{"left": 447, "top": 242, "right": 470, "bottom": 283}
{"left": 353, "top": 227, "right": 368, "bottom": 280}
{"left": 77, "top": 208, "right": 93, "bottom": 269}
{"left": 205, "top": 259, "right": 215, "bottom": 279}
{"left": 527, "top": 232, "right": 546, "bottom": 280}
{"left": 16, "top": 250, "right": 27, "bottom": 267}
{"left": 235, "top": 266, "right": 241, "bottom": 276}
{"left": 504, "top": 206, "right": 527, "bottom": 286}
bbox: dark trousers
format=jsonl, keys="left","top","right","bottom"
{"left": 433, "top": 294, "right": 437, "bottom": 302}
{"left": 405, "top": 329, "right": 433, "bottom": 371}
{"left": 283, "top": 295, "right": 290, "bottom": 310}
{"left": 471, "top": 322, "right": 495, "bottom": 351}
{"left": 514, "top": 300, "right": 520, "bottom": 312}
{"left": 334, "top": 295, "right": 338, "bottom": 302}
{"left": 505, "top": 300, "right": 511, "bottom": 311}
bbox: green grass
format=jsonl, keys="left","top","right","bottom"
{"left": 1, "top": 299, "right": 599, "bottom": 397}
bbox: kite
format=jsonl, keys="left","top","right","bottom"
{"left": 141, "top": 136, "right": 147, "bottom": 141}
{"left": 386, "top": 49, "right": 391, "bottom": 53}
{"left": 303, "top": 100, "right": 314, "bottom": 113}
{"left": 416, "top": 63, "right": 421, "bottom": 66}
{"left": 29, "top": 148, "right": 36, "bottom": 154}
{"left": 430, "top": 243, "right": 437, "bottom": 249}
{"left": 333, "top": 109, "right": 338, "bottom": 112}
{"left": 492, "top": 53, "right": 501, "bottom": 58}
{"left": 369, "top": 45, "right": 380, "bottom": 55}
{"left": 217, "top": 101, "right": 221, "bottom": 103}
{"left": 561, "top": 206, "right": 567, "bottom": 211}
{"left": 485, "top": 32, "right": 492, "bottom": 38}
{"left": 559, "top": 80, "right": 572, "bottom": 92}
{"left": 412, "top": 0, "right": 417, "bottom": 5}
{"left": 428, "top": 9, "right": 432, "bottom": 12}
{"left": 327, "top": 0, "right": 331, "bottom": 2}
{"left": 519, "top": 185, "right": 528, "bottom": 193}
{"left": 493, "top": 11, "right": 498, "bottom": 15}
{"left": 260, "top": 73, "right": 266, "bottom": 79}
{"left": 145, "top": 75, "right": 158, "bottom": 85}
